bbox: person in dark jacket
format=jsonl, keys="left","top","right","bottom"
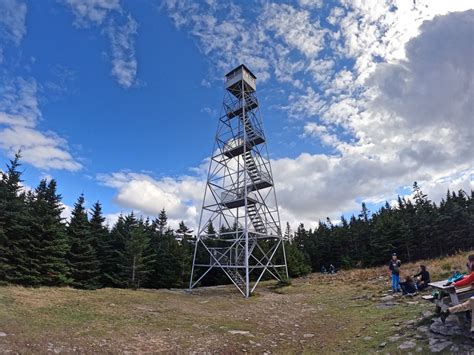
{"left": 400, "top": 275, "right": 418, "bottom": 296}
{"left": 389, "top": 253, "right": 402, "bottom": 293}
{"left": 414, "top": 265, "right": 431, "bottom": 290}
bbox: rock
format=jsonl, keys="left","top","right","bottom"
{"left": 428, "top": 338, "right": 452, "bottom": 353}
{"left": 381, "top": 295, "right": 395, "bottom": 302}
{"left": 429, "top": 318, "right": 464, "bottom": 336}
{"left": 416, "top": 326, "right": 429, "bottom": 334}
{"left": 303, "top": 334, "right": 314, "bottom": 338}
{"left": 450, "top": 344, "right": 459, "bottom": 352}
{"left": 405, "top": 320, "right": 416, "bottom": 325}
{"left": 398, "top": 341, "right": 416, "bottom": 350}
{"left": 379, "top": 342, "right": 387, "bottom": 348}
{"left": 393, "top": 322, "right": 400, "bottom": 326}
{"left": 422, "top": 310, "right": 434, "bottom": 318}
{"left": 229, "top": 330, "right": 253, "bottom": 337}
{"left": 0, "top": 332, "right": 6, "bottom": 337}
{"left": 164, "top": 328, "right": 171, "bottom": 331}
{"left": 416, "top": 347, "right": 423, "bottom": 352}
{"left": 388, "top": 335, "right": 402, "bottom": 342}
{"left": 363, "top": 336, "right": 373, "bottom": 341}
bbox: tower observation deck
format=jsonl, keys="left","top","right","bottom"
{"left": 189, "top": 64, "right": 288, "bottom": 297}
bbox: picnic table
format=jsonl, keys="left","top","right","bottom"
{"left": 428, "top": 280, "right": 462, "bottom": 305}
{"left": 424, "top": 279, "right": 474, "bottom": 316}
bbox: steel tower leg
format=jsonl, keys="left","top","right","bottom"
{"left": 189, "top": 64, "right": 287, "bottom": 297}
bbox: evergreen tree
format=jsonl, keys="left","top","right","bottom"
{"left": 206, "top": 221, "right": 216, "bottom": 236}
{"left": 102, "top": 214, "right": 127, "bottom": 287}
{"left": 1, "top": 153, "right": 40, "bottom": 285}
{"left": 0, "top": 170, "right": 9, "bottom": 283}
{"left": 122, "top": 215, "right": 155, "bottom": 289}
{"left": 89, "top": 201, "right": 109, "bottom": 287}
{"left": 67, "top": 195, "right": 100, "bottom": 289}
{"left": 156, "top": 208, "right": 168, "bottom": 236}
{"left": 176, "top": 220, "right": 193, "bottom": 241}
{"left": 31, "top": 179, "right": 70, "bottom": 286}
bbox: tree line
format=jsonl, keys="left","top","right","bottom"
{"left": 292, "top": 182, "right": 474, "bottom": 272}
{"left": 0, "top": 153, "right": 472, "bottom": 289}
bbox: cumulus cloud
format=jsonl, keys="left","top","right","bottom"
{"left": 61, "top": 0, "right": 138, "bottom": 88}
{"left": 97, "top": 172, "right": 205, "bottom": 229}
{"left": 154, "top": 2, "right": 473, "bottom": 229}
{"left": 0, "top": 77, "right": 82, "bottom": 171}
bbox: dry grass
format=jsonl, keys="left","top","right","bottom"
{"left": 0, "top": 251, "right": 472, "bottom": 353}
{"left": 344, "top": 250, "right": 473, "bottom": 282}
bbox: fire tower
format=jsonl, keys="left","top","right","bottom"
{"left": 189, "top": 64, "right": 288, "bottom": 297}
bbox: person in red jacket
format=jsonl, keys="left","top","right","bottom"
{"left": 441, "top": 255, "right": 474, "bottom": 332}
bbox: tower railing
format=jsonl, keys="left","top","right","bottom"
{"left": 189, "top": 64, "right": 288, "bottom": 297}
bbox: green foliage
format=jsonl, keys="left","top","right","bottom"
{"left": 294, "top": 182, "right": 474, "bottom": 272}
{"left": 1, "top": 153, "right": 41, "bottom": 286}
{"left": 30, "top": 179, "right": 70, "bottom": 286}
{"left": 285, "top": 242, "right": 311, "bottom": 277}
{"left": 67, "top": 195, "right": 101, "bottom": 289}
{"left": 1, "top": 153, "right": 473, "bottom": 292}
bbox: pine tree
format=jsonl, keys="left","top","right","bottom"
{"left": 67, "top": 194, "right": 100, "bottom": 289}
{"left": 206, "top": 221, "right": 216, "bottom": 236}
{"left": 1, "top": 153, "right": 41, "bottom": 285}
{"left": 156, "top": 208, "right": 168, "bottom": 236}
{"left": 0, "top": 170, "right": 9, "bottom": 283}
{"left": 101, "top": 214, "right": 127, "bottom": 287}
{"left": 285, "top": 242, "right": 311, "bottom": 277}
{"left": 122, "top": 215, "right": 155, "bottom": 289}
{"left": 89, "top": 201, "right": 109, "bottom": 287}
{"left": 176, "top": 220, "right": 193, "bottom": 241}
{"left": 31, "top": 179, "right": 70, "bottom": 286}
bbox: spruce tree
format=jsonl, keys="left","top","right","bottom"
{"left": 67, "top": 194, "right": 100, "bottom": 289}
{"left": 156, "top": 208, "right": 168, "bottom": 236}
{"left": 89, "top": 201, "right": 109, "bottom": 287}
{"left": 123, "top": 217, "right": 155, "bottom": 288}
{"left": 31, "top": 179, "right": 70, "bottom": 286}
{"left": 0, "top": 170, "right": 9, "bottom": 283}
{"left": 102, "top": 214, "right": 127, "bottom": 287}
{"left": 2, "top": 153, "right": 40, "bottom": 285}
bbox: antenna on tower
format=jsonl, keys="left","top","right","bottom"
{"left": 189, "top": 64, "right": 288, "bottom": 297}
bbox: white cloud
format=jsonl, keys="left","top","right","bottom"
{"left": 0, "top": 0, "right": 27, "bottom": 45}
{"left": 260, "top": 3, "right": 327, "bottom": 58}
{"left": 0, "top": 77, "right": 82, "bottom": 171}
{"left": 62, "top": 0, "right": 120, "bottom": 27}
{"left": 61, "top": 0, "right": 138, "bottom": 88}
{"left": 157, "top": 3, "right": 473, "bottom": 229}
{"left": 106, "top": 14, "right": 138, "bottom": 88}
{"left": 97, "top": 171, "right": 205, "bottom": 229}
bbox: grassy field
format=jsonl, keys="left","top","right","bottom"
{"left": 0, "top": 252, "right": 472, "bottom": 353}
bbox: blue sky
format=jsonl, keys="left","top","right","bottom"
{"left": 0, "top": 0, "right": 473, "bottom": 229}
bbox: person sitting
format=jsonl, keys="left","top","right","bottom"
{"left": 414, "top": 264, "right": 431, "bottom": 290}
{"left": 441, "top": 255, "right": 474, "bottom": 332}
{"left": 321, "top": 265, "right": 327, "bottom": 274}
{"left": 329, "top": 264, "right": 336, "bottom": 274}
{"left": 400, "top": 275, "right": 418, "bottom": 296}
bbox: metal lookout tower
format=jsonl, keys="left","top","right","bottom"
{"left": 189, "top": 64, "right": 288, "bottom": 297}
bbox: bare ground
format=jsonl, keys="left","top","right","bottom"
{"left": 1, "top": 252, "right": 472, "bottom": 354}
